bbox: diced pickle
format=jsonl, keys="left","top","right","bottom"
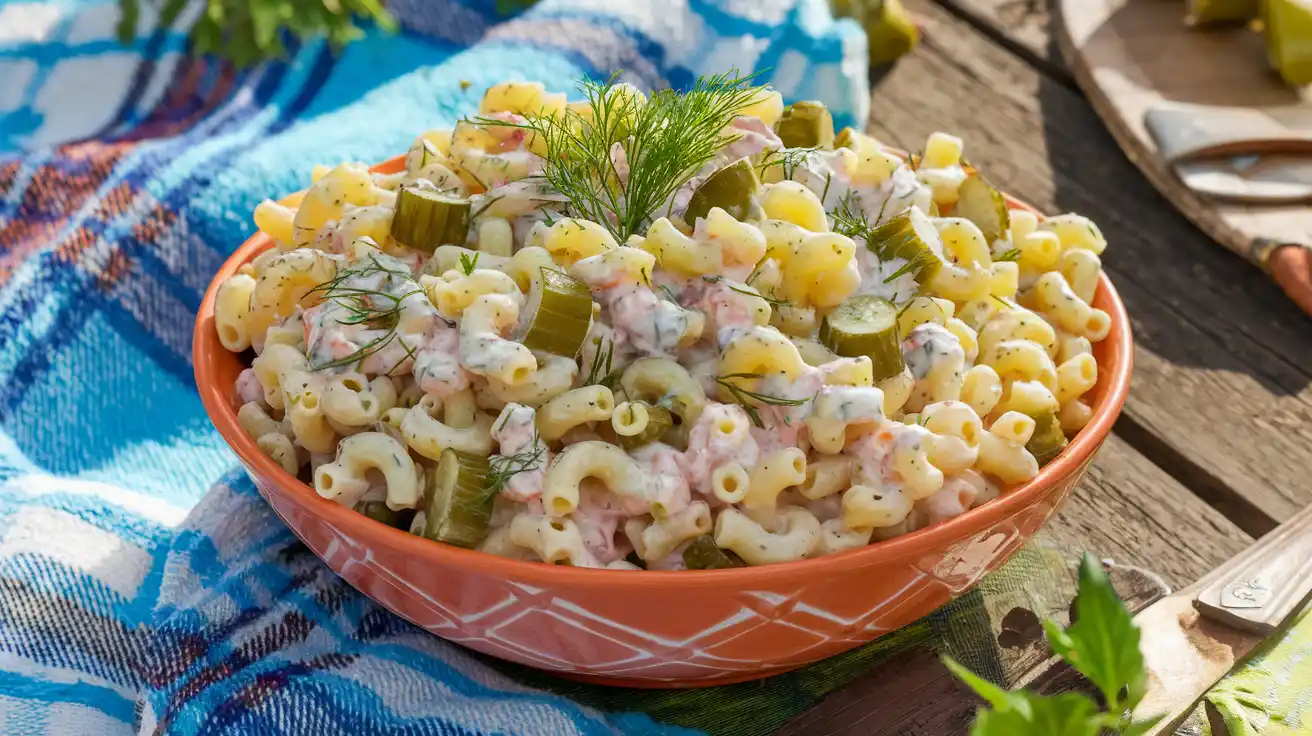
{"left": 867, "top": 207, "right": 944, "bottom": 285}
{"left": 683, "top": 535, "right": 747, "bottom": 569}
{"left": 953, "top": 176, "right": 1010, "bottom": 244}
{"left": 834, "top": 127, "right": 859, "bottom": 151}
{"left": 615, "top": 401, "right": 675, "bottom": 450}
{"left": 775, "top": 101, "right": 835, "bottom": 149}
{"left": 820, "top": 295, "right": 905, "bottom": 382}
{"left": 1026, "top": 411, "right": 1069, "bottom": 468}
{"left": 686, "top": 158, "right": 763, "bottom": 224}
{"left": 864, "top": 0, "right": 920, "bottom": 65}
{"left": 1185, "top": 0, "right": 1259, "bottom": 25}
{"left": 1266, "top": 0, "right": 1312, "bottom": 86}
{"left": 516, "top": 267, "right": 594, "bottom": 357}
{"left": 423, "top": 449, "right": 494, "bottom": 548}
{"left": 358, "top": 501, "right": 415, "bottom": 530}
{"left": 391, "top": 186, "right": 470, "bottom": 253}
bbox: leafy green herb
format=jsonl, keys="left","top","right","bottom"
{"left": 583, "top": 337, "right": 615, "bottom": 387}
{"left": 307, "top": 256, "right": 432, "bottom": 372}
{"left": 945, "top": 554, "right": 1162, "bottom": 736}
{"left": 758, "top": 147, "right": 819, "bottom": 180}
{"left": 658, "top": 284, "right": 680, "bottom": 304}
{"left": 484, "top": 435, "right": 546, "bottom": 500}
{"left": 883, "top": 259, "right": 919, "bottom": 284}
{"left": 991, "top": 295, "right": 1013, "bottom": 310}
{"left": 715, "top": 372, "right": 808, "bottom": 428}
{"left": 727, "top": 283, "right": 788, "bottom": 307}
{"left": 459, "top": 251, "right": 480, "bottom": 276}
{"left": 470, "top": 195, "right": 504, "bottom": 221}
{"left": 479, "top": 70, "right": 764, "bottom": 242}
{"left": 995, "top": 248, "right": 1022, "bottom": 262}
{"left": 117, "top": 0, "right": 396, "bottom": 68}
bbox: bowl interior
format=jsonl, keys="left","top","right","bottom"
{"left": 193, "top": 160, "right": 1133, "bottom": 587}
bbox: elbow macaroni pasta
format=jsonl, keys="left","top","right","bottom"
{"left": 215, "top": 81, "right": 1116, "bottom": 568}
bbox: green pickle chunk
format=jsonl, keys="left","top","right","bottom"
{"left": 820, "top": 296, "right": 905, "bottom": 382}
{"left": 683, "top": 535, "right": 747, "bottom": 570}
{"left": 615, "top": 401, "right": 674, "bottom": 450}
{"left": 685, "top": 158, "right": 762, "bottom": 224}
{"left": 953, "top": 176, "right": 1010, "bottom": 244}
{"left": 517, "top": 267, "right": 594, "bottom": 357}
{"left": 1266, "top": 0, "right": 1312, "bottom": 86}
{"left": 391, "top": 186, "right": 470, "bottom": 253}
{"left": 867, "top": 207, "right": 945, "bottom": 286}
{"left": 358, "top": 501, "right": 415, "bottom": 529}
{"left": 1026, "top": 411, "right": 1069, "bottom": 468}
{"left": 774, "top": 101, "right": 835, "bottom": 149}
{"left": 423, "top": 449, "right": 494, "bottom": 548}
{"left": 863, "top": 0, "right": 921, "bottom": 65}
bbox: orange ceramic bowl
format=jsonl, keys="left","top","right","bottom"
{"left": 194, "top": 156, "right": 1133, "bottom": 688}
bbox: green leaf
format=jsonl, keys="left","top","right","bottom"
{"left": 1045, "top": 553, "right": 1147, "bottom": 714}
{"left": 970, "top": 692, "right": 1102, "bottom": 736}
{"left": 942, "top": 656, "right": 1023, "bottom": 712}
{"left": 1118, "top": 714, "right": 1166, "bottom": 736}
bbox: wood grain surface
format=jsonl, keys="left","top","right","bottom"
{"left": 779, "top": 1, "right": 1312, "bottom": 731}
{"left": 870, "top": 0, "right": 1312, "bottom": 537}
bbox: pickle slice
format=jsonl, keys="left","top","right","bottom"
{"left": 686, "top": 158, "right": 762, "bottom": 224}
{"left": 867, "top": 207, "right": 944, "bottom": 285}
{"left": 1266, "top": 0, "right": 1312, "bottom": 86}
{"left": 391, "top": 186, "right": 470, "bottom": 253}
{"left": 683, "top": 535, "right": 747, "bottom": 569}
{"left": 516, "top": 267, "right": 594, "bottom": 357}
{"left": 614, "top": 401, "right": 674, "bottom": 450}
{"left": 1025, "top": 411, "right": 1069, "bottom": 468}
{"left": 820, "top": 295, "right": 905, "bottom": 382}
{"left": 953, "top": 176, "right": 1010, "bottom": 244}
{"left": 864, "top": 0, "right": 920, "bottom": 65}
{"left": 423, "top": 449, "right": 494, "bottom": 549}
{"left": 775, "top": 101, "right": 835, "bottom": 149}
{"left": 358, "top": 501, "right": 416, "bottom": 529}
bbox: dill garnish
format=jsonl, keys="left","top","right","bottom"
{"left": 758, "top": 146, "right": 819, "bottom": 180}
{"left": 484, "top": 436, "right": 546, "bottom": 500}
{"left": 307, "top": 256, "right": 431, "bottom": 372}
{"left": 831, "top": 193, "right": 872, "bottom": 240}
{"left": 991, "top": 294, "right": 1013, "bottom": 310}
{"left": 478, "top": 70, "right": 764, "bottom": 242}
{"left": 459, "top": 251, "right": 480, "bottom": 276}
{"left": 715, "top": 372, "right": 809, "bottom": 429}
{"left": 727, "top": 282, "right": 788, "bottom": 307}
{"left": 583, "top": 337, "right": 615, "bottom": 386}
{"left": 658, "top": 284, "right": 680, "bottom": 304}
{"left": 995, "top": 248, "right": 1021, "bottom": 262}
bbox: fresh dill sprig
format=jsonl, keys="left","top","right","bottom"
{"left": 991, "top": 294, "right": 1014, "bottom": 310}
{"left": 459, "top": 251, "right": 480, "bottom": 276}
{"left": 583, "top": 337, "right": 615, "bottom": 386}
{"left": 995, "top": 248, "right": 1021, "bottom": 262}
{"left": 831, "top": 193, "right": 872, "bottom": 241}
{"left": 658, "top": 284, "right": 680, "bottom": 304}
{"left": 478, "top": 69, "right": 764, "bottom": 242}
{"left": 727, "top": 283, "right": 788, "bottom": 307}
{"left": 715, "top": 372, "right": 808, "bottom": 429}
{"left": 307, "top": 256, "right": 428, "bottom": 372}
{"left": 484, "top": 436, "right": 547, "bottom": 500}
{"left": 883, "top": 259, "right": 920, "bottom": 284}
{"left": 470, "top": 195, "right": 503, "bottom": 220}
{"left": 758, "top": 146, "right": 819, "bottom": 180}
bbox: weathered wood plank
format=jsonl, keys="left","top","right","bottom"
{"left": 936, "top": 0, "right": 1064, "bottom": 71}
{"left": 777, "top": 435, "right": 1250, "bottom": 735}
{"left": 871, "top": 0, "right": 1312, "bottom": 534}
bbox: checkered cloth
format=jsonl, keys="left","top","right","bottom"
{"left": 0, "top": 1, "right": 868, "bottom": 733}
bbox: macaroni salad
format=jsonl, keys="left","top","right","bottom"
{"left": 214, "top": 74, "right": 1112, "bottom": 570}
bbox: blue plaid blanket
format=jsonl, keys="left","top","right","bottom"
{"left": 0, "top": 0, "right": 867, "bottom": 733}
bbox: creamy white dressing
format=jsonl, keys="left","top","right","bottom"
{"left": 491, "top": 403, "right": 548, "bottom": 503}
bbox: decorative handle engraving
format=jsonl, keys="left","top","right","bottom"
{"left": 1194, "top": 504, "right": 1312, "bottom": 635}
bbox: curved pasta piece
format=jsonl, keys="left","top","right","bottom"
{"left": 714, "top": 506, "right": 821, "bottom": 565}
{"left": 541, "top": 441, "right": 649, "bottom": 516}
{"left": 314, "top": 432, "right": 421, "bottom": 510}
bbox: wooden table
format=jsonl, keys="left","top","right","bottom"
{"left": 779, "top": 0, "right": 1312, "bottom": 731}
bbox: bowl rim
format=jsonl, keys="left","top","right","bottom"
{"left": 193, "top": 155, "right": 1133, "bottom": 589}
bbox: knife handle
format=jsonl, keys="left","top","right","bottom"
{"left": 1268, "top": 244, "right": 1312, "bottom": 319}
{"left": 1194, "top": 503, "right": 1312, "bottom": 635}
